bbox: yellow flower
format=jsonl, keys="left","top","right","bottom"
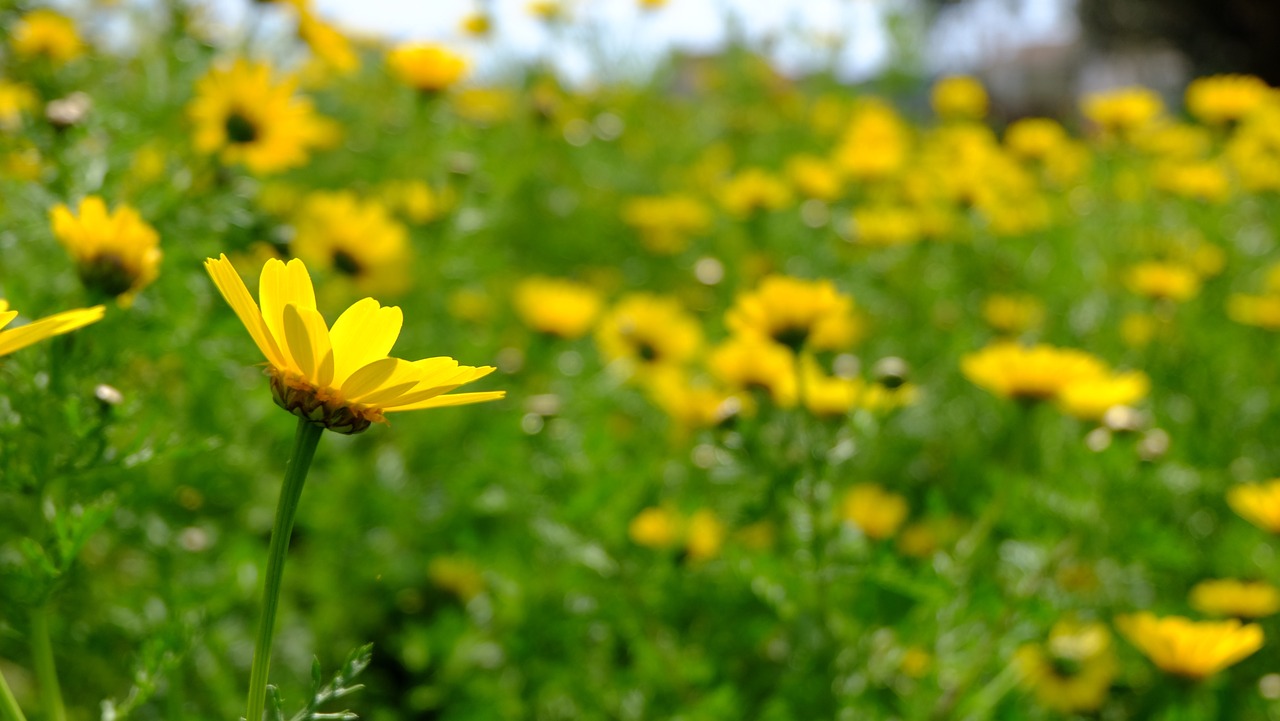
{"left": 931, "top": 75, "right": 988, "bottom": 121}
{"left": 708, "top": 334, "right": 797, "bottom": 407}
{"left": 1228, "top": 480, "right": 1280, "bottom": 533}
{"left": 596, "top": 294, "right": 701, "bottom": 374}
{"left": 981, "top": 294, "right": 1044, "bottom": 335}
{"left": 51, "top": 197, "right": 161, "bottom": 305}
{"left": 0, "top": 81, "right": 38, "bottom": 131}
{"left": 11, "top": 9, "right": 84, "bottom": 65}
{"left": 1126, "top": 261, "right": 1201, "bottom": 302}
{"left": 452, "top": 87, "right": 517, "bottom": 126}
{"left": 291, "top": 191, "right": 411, "bottom": 295}
{"left": 961, "top": 342, "right": 1110, "bottom": 402}
{"left": 1185, "top": 75, "right": 1271, "bottom": 125}
{"left": 850, "top": 205, "right": 920, "bottom": 248}
{"left": 188, "top": 59, "right": 333, "bottom": 175}
{"left": 387, "top": 44, "right": 468, "bottom": 93}
{"left": 900, "top": 646, "right": 932, "bottom": 678}
{"left": 512, "top": 276, "right": 602, "bottom": 339}
{"left": 840, "top": 483, "right": 909, "bottom": 540}
{"left": 717, "top": 168, "right": 792, "bottom": 218}
{"left": 639, "top": 0, "right": 669, "bottom": 9}
{"left": 0, "top": 300, "right": 104, "bottom": 358}
{"left": 1057, "top": 371, "right": 1149, "bottom": 422}
{"left": 1121, "top": 312, "right": 1159, "bottom": 347}
{"left": 378, "top": 179, "right": 453, "bottom": 224}
{"left": 1154, "top": 160, "right": 1231, "bottom": 203}
{"left": 629, "top": 506, "right": 680, "bottom": 549}
{"left": 427, "top": 556, "right": 485, "bottom": 601}
{"left": 725, "top": 275, "right": 861, "bottom": 352}
{"left": 644, "top": 369, "right": 746, "bottom": 431}
{"left": 1015, "top": 621, "right": 1116, "bottom": 713}
{"left": 686, "top": 509, "right": 726, "bottom": 562}
{"left": 1228, "top": 293, "right": 1280, "bottom": 330}
{"left": 620, "top": 194, "right": 712, "bottom": 254}
{"left": 298, "top": 14, "right": 359, "bottom": 75}
{"left": 1116, "top": 613, "right": 1262, "bottom": 680}
{"left": 835, "top": 99, "right": 911, "bottom": 181}
{"left": 528, "top": 1, "right": 565, "bottom": 21}
{"left": 460, "top": 12, "right": 492, "bottom": 37}
{"left": 1082, "top": 87, "right": 1164, "bottom": 138}
{"left": 1004, "top": 118, "right": 1068, "bottom": 161}
{"left": 785, "top": 155, "right": 842, "bottom": 201}
{"left": 203, "top": 255, "right": 504, "bottom": 434}
{"left": 1190, "top": 580, "right": 1280, "bottom": 619}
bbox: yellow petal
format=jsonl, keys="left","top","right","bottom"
{"left": 283, "top": 303, "right": 334, "bottom": 388}
{"left": 204, "top": 255, "right": 286, "bottom": 368}
{"left": 0, "top": 309, "right": 17, "bottom": 331}
{"left": 384, "top": 390, "right": 506, "bottom": 412}
{"left": 258, "top": 258, "right": 317, "bottom": 373}
{"left": 328, "top": 297, "right": 403, "bottom": 384}
{"left": 0, "top": 305, "right": 105, "bottom": 357}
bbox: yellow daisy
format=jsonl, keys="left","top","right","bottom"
{"left": 1116, "top": 613, "right": 1262, "bottom": 680}
{"left": 204, "top": 255, "right": 504, "bottom": 434}
{"left": 961, "top": 342, "right": 1110, "bottom": 402}
{"left": 725, "top": 275, "right": 861, "bottom": 352}
{"left": 51, "top": 196, "right": 161, "bottom": 305}
{"left": 0, "top": 300, "right": 104, "bottom": 358}
{"left": 386, "top": 44, "right": 468, "bottom": 94}
{"left": 1015, "top": 621, "right": 1116, "bottom": 714}
{"left": 290, "top": 191, "right": 410, "bottom": 294}
{"left": 512, "top": 276, "right": 602, "bottom": 339}
{"left": 11, "top": 9, "right": 84, "bottom": 65}
{"left": 1190, "top": 579, "right": 1280, "bottom": 619}
{"left": 1227, "top": 480, "right": 1280, "bottom": 533}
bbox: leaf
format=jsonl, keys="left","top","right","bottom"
{"left": 266, "top": 685, "right": 285, "bottom": 721}
{"left": 287, "top": 644, "right": 374, "bottom": 721}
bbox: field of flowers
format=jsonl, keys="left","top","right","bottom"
{"left": 6, "top": 0, "right": 1280, "bottom": 719}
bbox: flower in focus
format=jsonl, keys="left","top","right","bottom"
{"left": 189, "top": 59, "right": 333, "bottom": 174}
{"left": 1227, "top": 480, "right": 1280, "bottom": 533}
{"left": 1190, "top": 579, "right": 1280, "bottom": 619}
{"left": 11, "top": 9, "right": 84, "bottom": 65}
{"left": 981, "top": 294, "right": 1044, "bottom": 335}
{"left": 290, "top": 191, "right": 411, "bottom": 295}
{"left": 1056, "top": 371, "right": 1149, "bottom": 421}
{"left": 726, "top": 275, "right": 861, "bottom": 352}
{"left": 931, "top": 75, "right": 988, "bottom": 121}
{"left": 961, "top": 342, "right": 1111, "bottom": 403}
{"left": 1115, "top": 613, "right": 1262, "bottom": 680}
{"left": 387, "top": 44, "right": 468, "bottom": 94}
{"left": 1015, "top": 620, "right": 1116, "bottom": 714}
{"left": 0, "top": 81, "right": 38, "bottom": 131}
{"left": 596, "top": 294, "right": 701, "bottom": 375}
{"left": 0, "top": 300, "right": 104, "bottom": 358}
{"left": 629, "top": 506, "right": 680, "bottom": 549}
{"left": 717, "top": 168, "right": 792, "bottom": 218}
{"left": 51, "top": 197, "right": 161, "bottom": 305}
{"left": 841, "top": 484, "right": 909, "bottom": 540}
{"left": 512, "top": 276, "right": 602, "bottom": 339}
{"left": 1126, "top": 261, "right": 1201, "bottom": 302}
{"left": 1082, "top": 87, "right": 1164, "bottom": 139}
{"left": 204, "top": 255, "right": 504, "bottom": 434}
{"left": 1185, "top": 75, "right": 1271, "bottom": 125}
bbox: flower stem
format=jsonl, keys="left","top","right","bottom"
{"left": 245, "top": 418, "right": 324, "bottom": 721}
{"left": 0, "top": 668, "right": 28, "bottom": 721}
{"left": 29, "top": 605, "right": 63, "bottom": 721}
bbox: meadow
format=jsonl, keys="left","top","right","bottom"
{"left": 3, "top": 1, "right": 1280, "bottom": 719}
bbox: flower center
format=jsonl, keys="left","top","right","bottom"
{"left": 224, "top": 111, "right": 260, "bottom": 144}
{"left": 773, "top": 325, "right": 810, "bottom": 353}
{"left": 78, "top": 253, "right": 135, "bottom": 299}
{"left": 332, "top": 249, "right": 364, "bottom": 277}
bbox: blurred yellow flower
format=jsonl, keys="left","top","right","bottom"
{"left": 204, "top": 255, "right": 503, "bottom": 434}
{"left": 0, "top": 300, "right": 104, "bottom": 358}
{"left": 527, "top": 1, "right": 565, "bottom": 21}
{"left": 931, "top": 75, "right": 988, "bottom": 121}
{"left": 851, "top": 205, "right": 920, "bottom": 248}
{"left": 717, "top": 168, "right": 792, "bottom": 218}
{"left": 387, "top": 44, "right": 468, "bottom": 93}
{"left": 460, "top": 12, "right": 493, "bottom": 37}
{"left": 1185, "top": 74, "right": 1271, "bottom": 125}
{"left": 1004, "top": 118, "right": 1068, "bottom": 161}
{"left": 629, "top": 506, "right": 680, "bottom": 549}
{"left": 686, "top": 509, "right": 726, "bottom": 562}
{"left": 1120, "top": 312, "right": 1159, "bottom": 347}
{"left": 0, "top": 81, "right": 38, "bottom": 131}
{"left": 189, "top": 59, "right": 333, "bottom": 175}
{"left": 725, "top": 275, "right": 861, "bottom": 352}
{"left": 298, "top": 14, "right": 359, "bottom": 75}
{"left": 621, "top": 194, "right": 712, "bottom": 254}
{"left": 51, "top": 197, "right": 161, "bottom": 305}
{"left": 1228, "top": 293, "right": 1280, "bottom": 330}
{"left": 1082, "top": 87, "right": 1164, "bottom": 138}
{"left": 453, "top": 87, "right": 517, "bottom": 126}
{"left": 1115, "top": 612, "right": 1262, "bottom": 679}
{"left": 291, "top": 191, "right": 411, "bottom": 295}
{"left": 708, "top": 334, "right": 797, "bottom": 407}
{"left": 1126, "top": 261, "right": 1201, "bottom": 302}
{"left": 961, "top": 342, "right": 1109, "bottom": 402}
{"left": 1228, "top": 480, "right": 1280, "bottom": 533}
{"left": 1154, "top": 160, "right": 1231, "bottom": 203}
{"left": 785, "top": 155, "right": 842, "bottom": 201}
{"left": 378, "top": 179, "right": 454, "bottom": 225}
{"left": 981, "top": 294, "right": 1044, "bottom": 335}
{"left": 1190, "top": 579, "right": 1280, "bottom": 619}
{"left": 835, "top": 99, "right": 911, "bottom": 181}
{"left": 596, "top": 294, "right": 701, "bottom": 374}
{"left": 11, "top": 9, "right": 84, "bottom": 65}
{"left": 841, "top": 483, "right": 909, "bottom": 540}
{"left": 427, "top": 556, "right": 485, "bottom": 601}
{"left": 512, "top": 276, "right": 602, "bottom": 339}
{"left": 1056, "top": 371, "right": 1149, "bottom": 422}
{"left": 644, "top": 369, "right": 746, "bottom": 431}
{"left": 900, "top": 646, "right": 932, "bottom": 678}
{"left": 1015, "top": 621, "right": 1116, "bottom": 713}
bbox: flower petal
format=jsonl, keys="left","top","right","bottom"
{"left": 0, "top": 305, "right": 105, "bottom": 357}
{"left": 328, "top": 297, "right": 403, "bottom": 385}
{"left": 204, "top": 255, "right": 286, "bottom": 368}
{"left": 283, "top": 303, "right": 334, "bottom": 388}
{"left": 384, "top": 391, "right": 506, "bottom": 412}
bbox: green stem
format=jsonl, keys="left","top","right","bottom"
{"left": 245, "top": 418, "right": 324, "bottom": 721}
{"left": 29, "top": 605, "right": 64, "bottom": 721}
{"left": 0, "top": 667, "right": 28, "bottom": 721}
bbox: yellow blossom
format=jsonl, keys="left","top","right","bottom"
{"left": 961, "top": 342, "right": 1111, "bottom": 402}
{"left": 841, "top": 483, "right": 909, "bottom": 540}
{"left": 1004, "top": 118, "right": 1068, "bottom": 161}
{"left": 725, "top": 275, "right": 861, "bottom": 352}
{"left": 1227, "top": 480, "right": 1280, "bottom": 533}
{"left": 1228, "top": 293, "right": 1280, "bottom": 330}
{"left": 981, "top": 294, "right": 1044, "bottom": 335}
{"left": 835, "top": 99, "right": 911, "bottom": 181}
{"left": 596, "top": 294, "right": 701, "bottom": 374}
{"left": 0, "top": 81, "right": 38, "bottom": 131}
{"left": 1082, "top": 87, "right": 1164, "bottom": 138}
{"left": 1154, "top": 160, "right": 1231, "bottom": 203}
{"left": 11, "top": 9, "right": 84, "bottom": 65}
{"left": 707, "top": 334, "right": 797, "bottom": 407}
{"left": 1185, "top": 74, "right": 1271, "bottom": 125}
{"left": 512, "top": 276, "right": 602, "bottom": 339}
{"left": 291, "top": 191, "right": 411, "bottom": 295}
{"left": 51, "top": 197, "right": 161, "bottom": 305}
{"left": 629, "top": 506, "right": 680, "bottom": 549}
{"left": 1116, "top": 612, "right": 1262, "bottom": 680}
{"left": 1190, "top": 579, "right": 1280, "bottom": 619}
{"left": 387, "top": 44, "right": 468, "bottom": 93}
{"left": 203, "top": 255, "right": 503, "bottom": 434}
{"left": 686, "top": 509, "right": 726, "bottom": 562}
{"left": 0, "top": 300, "right": 104, "bottom": 358}
{"left": 785, "top": 155, "right": 842, "bottom": 201}
{"left": 1057, "top": 371, "right": 1149, "bottom": 421}
{"left": 931, "top": 75, "right": 988, "bottom": 121}
{"left": 1126, "top": 261, "right": 1201, "bottom": 302}
{"left": 621, "top": 194, "right": 712, "bottom": 254}
{"left": 1015, "top": 621, "right": 1116, "bottom": 713}
{"left": 298, "top": 14, "right": 359, "bottom": 75}
{"left": 460, "top": 12, "right": 493, "bottom": 37}
{"left": 717, "top": 168, "right": 792, "bottom": 218}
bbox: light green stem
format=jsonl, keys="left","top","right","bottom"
{"left": 0, "top": 667, "right": 28, "bottom": 721}
{"left": 29, "top": 605, "right": 63, "bottom": 721}
{"left": 245, "top": 418, "right": 324, "bottom": 721}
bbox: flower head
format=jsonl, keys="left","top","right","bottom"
{"left": 1015, "top": 621, "right": 1116, "bottom": 713}
{"left": 961, "top": 342, "right": 1111, "bottom": 403}
{"left": 1190, "top": 579, "right": 1280, "bottom": 619}
{"left": 726, "top": 275, "right": 861, "bottom": 352}
{"left": 1056, "top": 371, "right": 1149, "bottom": 421}
{"left": 1116, "top": 613, "right": 1262, "bottom": 680}
{"left": 708, "top": 334, "right": 797, "bottom": 406}
{"left": 595, "top": 294, "right": 701, "bottom": 374}
{"left": 1227, "top": 480, "right": 1280, "bottom": 533}
{"left": 1185, "top": 75, "right": 1271, "bottom": 125}
{"left": 931, "top": 75, "right": 988, "bottom": 121}
{"left": 717, "top": 168, "right": 792, "bottom": 218}
{"left": 387, "top": 44, "right": 468, "bottom": 93}
{"left": 1126, "top": 261, "right": 1201, "bottom": 302}
{"left": 204, "top": 255, "right": 503, "bottom": 434}
{"left": 0, "top": 81, "right": 38, "bottom": 131}
{"left": 51, "top": 197, "right": 161, "bottom": 305}
{"left": 841, "top": 484, "right": 909, "bottom": 540}
{"left": 188, "top": 59, "right": 333, "bottom": 175}
{"left": 11, "top": 10, "right": 84, "bottom": 65}
{"left": 0, "top": 300, "right": 104, "bottom": 358}
{"left": 291, "top": 191, "right": 410, "bottom": 294}
{"left": 1082, "top": 87, "right": 1164, "bottom": 139}
{"left": 512, "top": 276, "right": 602, "bottom": 339}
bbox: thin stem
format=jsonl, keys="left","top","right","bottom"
{"left": 0, "top": 668, "right": 28, "bottom": 721}
{"left": 245, "top": 418, "right": 324, "bottom": 721}
{"left": 29, "top": 605, "right": 64, "bottom": 721}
